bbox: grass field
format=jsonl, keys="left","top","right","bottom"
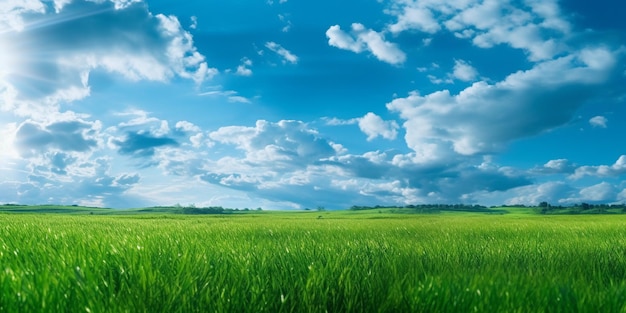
{"left": 1, "top": 208, "right": 626, "bottom": 312}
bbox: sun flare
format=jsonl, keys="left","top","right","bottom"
{"left": 0, "top": 123, "right": 19, "bottom": 161}
{"left": 0, "top": 35, "right": 18, "bottom": 80}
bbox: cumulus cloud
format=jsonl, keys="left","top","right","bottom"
{"left": 532, "top": 159, "right": 576, "bottom": 174}
{"left": 235, "top": 57, "right": 253, "bottom": 76}
{"left": 358, "top": 112, "right": 399, "bottom": 141}
{"left": 577, "top": 182, "right": 618, "bottom": 203}
{"left": 385, "top": 0, "right": 571, "bottom": 61}
{"left": 0, "top": 1, "right": 46, "bottom": 31}
{"left": 0, "top": 156, "right": 145, "bottom": 208}
{"left": 0, "top": 0, "right": 216, "bottom": 115}
{"left": 179, "top": 119, "right": 530, "bottom": 208}
{"left": 452, "top": 59, "right": 479, "bottom": 81}
{"left": 504, "top": 181, "right": 576, "bottom": 206}
{"left": 570, "top": 155, "right": 626, "bottom": 179}
{"left": 387, "top": 47, "right": 621, "bottom": 158}
{"left": 324, "top": 113, "right": 399, "bottom": 141}
{"left": 326, "top": 24, "right": 406, "bottom": 65}
{"left": 265, "top": 42, "right": 298, "bottom": 64}
{"left": 209, "top": 120, "right": 338, "bottom": 166}
{"left": 175, "top": 121, "right": 201, "bottom": 133}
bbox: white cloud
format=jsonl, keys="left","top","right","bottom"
{"left": 326, "top": 25, "right": 362, "bottom": 52}
{"left": 0, "top": 0, "right": 45, "bottom": 31}
{"left": 0, "top": 122, "right": 19, "bottom": 160}
{"left": 452, "top": 59, "right": 478, "bottom": 81}
{"left": 326, "top": 24, "right": 406, "bottom": 65}
{"left": 209, "top": 120, "right": 337, "bottom": 166}
{"left": 0, "top": 1, "right": 216, "bottom": 117}
{"left": 278, "top": 14, "right": 292, "bottom": 32}
{"left": 323, "top": 117, "right": 358, "bottom": 126}
{"left": 324, "top": 113, "right": 399, "bottom": 141}
{"left": 385, "top": 0, "right": 571, "bottom": 61}
{"left": 115, "top": 109, "right": 161, "bottom": 129}
{"left": 235, "top": 58, "right": 253, "bottom": 76}
{"left": 619, "top": 188, "right": 626, "bottom": 202}
{"left": 228, "top": 96, "right": 251, "bottom": 104}
{"left": 578, "top": 182, "right": 618, "bottom": 202}
{"left": 570, "top": 155, "right": 626, "bottom": 179}
{"left": 358, "top": 112, "right": 399, "bottom": 141}
{"left": 175, "top": 121, "right": 200, "bottom": 133}
{"left": 504, "top": 181, "right": 575, "bottom": 206}
{"left": 198, "top": 89, "right": 252, "bottom": 104}
{"left": 589, "top": 116, "right": 608, "bottom": 128}
{"left": 387, "top": 4, "right": 441, "bottom": 34}
{"left": 387, "top": 47, "right": 620, "bottom": 158}
{"left": 265, "top": 42, "right": 298, "bottom": 64}
{"left": 533, "top": 158, "right": 576, "bottom": 174}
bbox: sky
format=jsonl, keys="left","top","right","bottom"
{"left": 0, "top": 0, "right": 625, "bottom": 210}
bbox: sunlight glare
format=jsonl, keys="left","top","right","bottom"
{"left": 0, "top": 123, "right": 19, "bottom": 161}
{"left": 0, "top": 36, "right": 17, "bottom": 80}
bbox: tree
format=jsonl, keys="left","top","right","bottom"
{"left": 538, "top": 201, "right": 550, "bottom": 214}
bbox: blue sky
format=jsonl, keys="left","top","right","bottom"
{"left": 1, "top": 0, "right": 625, "bottom": 209}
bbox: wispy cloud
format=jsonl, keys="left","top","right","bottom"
{"left": 265, "top": 41, "right": 298, "bottom": 64}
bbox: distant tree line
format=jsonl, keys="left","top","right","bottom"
{"left": 533, "top": 202, "right": 626, "bottom": 215}
{"left": 348, "top": 203, "right": 626, "bottom": 215}
{"left": 349, "top": 204, "right": 493, "bottom": 214}
{"left": 165, "top": 204, "right": 263, "bottom": 215}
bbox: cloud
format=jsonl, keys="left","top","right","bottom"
{"left": 570, "top": 155, "right": 626, "bottom": 179}
{"left": 532, "top": 158, "right": 576, "bottom": 174}
{"left": 1, "top": 160, "right": 145, "bottom": 208}
{"left": 265, "top": 41, "right": 298, "bottom": 64}
{"left": 452, "top": 59, "right": 479, "bottom": 81}
{"left": 387, "top": 47, "right": 621, "bottom": 158}
{"left": 175, "top": 121, "right": 201, "bottom": 133}
{"left": 577, "top": 182, "right": 618, "bottom": 203}
{"left": 191, "top": 119, "right": 529, "bottom": 208}
{"left": 589, "top": 116, "right": 608, "bottom": 128}
{"left": 209, "top": 120, "right": 338, "bottom": 166}
{"left": 14, "top": 119, "right": 100, "bottom": 157}
{"left": 195, "top": 120, "right": 353, "bottom": 208}
{"left": 198, "top": 90, "right": 252, "bottom": 104}
{"left": 278, "top": 14, "right": 292, "bottom": 33}
{"left": 385, "top": 0, "right": 571, "bottom": 61}
{"left": 0, "top": 0, "right": 216, "bottom": 115}
{"left": 358, "top": 112, "right": 399, "bottom": 141}
{"left": 387, "top": 3, "right": 441, "bottom": 34}
{"left": 323, "top": 113, "right": 399, "bottom": 141}
{"left": 111, "top": 132, "right": 178, "bottom": 157}
{"left": 235, "top": 58, "right": 253, "bottom": 76}
{"left": 504, "top": 181, "right": 576, "bottom": 206}
{"left": 0, "top": 1, "right": 46, "bottom": 31}
{"left": 323, "top": 117, "right": 358, "bottom": 126}
{"left": 326, "top": 24, "right": 406, "bottom": 65}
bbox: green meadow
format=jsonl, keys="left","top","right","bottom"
{"left": 2, "top": 208, "right": 626, "bottom": 312}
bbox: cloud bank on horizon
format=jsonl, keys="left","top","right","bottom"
{"left": 0, "top": 0, "right": 625, "bottom": 209}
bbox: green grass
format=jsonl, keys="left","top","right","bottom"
{"left": 1, "top": 210, "right": 626, "bottom": 312}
